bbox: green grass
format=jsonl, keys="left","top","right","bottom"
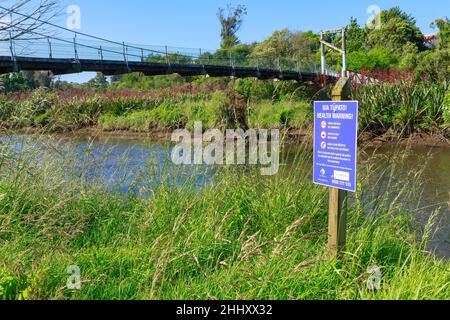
{"left": 98, "top": 98, "right": 312, "bottom": 133}
{"left": 0, "top": 136, "right": 448, "bottom": 300}
{"left": 248, "top": 100, "right": 311, "bottom": 129}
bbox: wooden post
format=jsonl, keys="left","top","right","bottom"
{"left": 328, "top": 77, "right": 351, "bottom": 260}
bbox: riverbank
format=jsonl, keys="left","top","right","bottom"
{"left": 0, "top": 135, "right": 448, "bottom": 300}
{"left": 0, "top": 79, "right": 448, "bottom": 143}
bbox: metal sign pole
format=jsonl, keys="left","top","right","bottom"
{"left": 320, "top": 32, "right": 326, "bottom": 74}
{"left": 320, "top": 28, "right": 347, "bottom": 77}
{"left": 341, "top": 28, "right": 347, "bottom": 77}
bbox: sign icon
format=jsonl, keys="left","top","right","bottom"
{"left": 313, "top": 101, "right": 359, "bottom": 193}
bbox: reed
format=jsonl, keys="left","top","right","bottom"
{"left": 0, "top": 135, "right": 448, "bottom": 300}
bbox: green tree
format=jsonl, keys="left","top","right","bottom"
{"left": 86, "top": 72, "right": 109, "bottom": 89}
{"left": 366, "top": 7, "right": 424, "bottom": 54}
{"left": 345, "top": 18, "right": 368, "bottom": 53}
{"left": 2, "top": 73, "right": 31, "bottom": 93}
{"left": 415, "top": 49, "right": 450, "bottom": 82}
{"left": 217, "top": 4, "right": 247, "bottom": 48}
{"left": 34, "top": 71, "right": 53, "bottom": 88}
{"left": 211, "top": 43, "right": 254, "bottom": 66}
{"left": 398, "top": 42, "right": 420, "bottom": 71}
{"left": 431, "top": 18, "right": 450, "bottom": 49}
{"left": 348, "top": 46, "right": 397, "bottom": 71}
{"left": 251, "top": 29, "right": 319, "bottom": 68}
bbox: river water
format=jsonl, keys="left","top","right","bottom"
{"left": 0, "top": 134, "right": 449, "bottom": 259}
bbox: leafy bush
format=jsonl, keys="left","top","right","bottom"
{"left": 233, "top": 78, "right": 274, "bottom": 101}
{"left": 415, "top": 49, "right": 450, "bottom": 83}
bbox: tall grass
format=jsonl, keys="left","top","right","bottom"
{"left": 0, "top": 135, "right": 448, "bottom": 300}
{"left": 354, "top": 80, "right": 449, "bottom": 136}
{"left": 1, "top": 81, "right": 448, "bottom": 137}
{"left": 248, "top": 100, "right": 312, "bottom": 129}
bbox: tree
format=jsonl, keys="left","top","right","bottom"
{"left": 217, "top": 4, "right": 247, "bottom": 48}
{"left": 86, "top": 72, "right": 109, "bottom": 89}
{"left": 251, "top": 29, "right": 319, "bottom": 68}
{"left": 366, "top": 7, "right": 424, "bottom": 54}
{"left": 345, "top": 18, "right": 367, "bottom": 53}
{"left": 347, "top": 46, "right": 397, "bottom": 72}
{"left": 415, "top": 49, "right": 450, "bottom": 82}
{"left": 2, "top": 72, "right": 29, "bottom": 92}
{"left": 432, "top": 17, "right": 450, "bottom": 49}
{"left": 21, "top": 70, "right": 53, "bottom": 88}
{"left": 0, "top": 0, "right": 59, "bottom": 41}
{"left": 210, "top": 43, "right": 254, "bottom": 67}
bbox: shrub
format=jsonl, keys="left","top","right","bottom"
{"left": 206, "top": 90, "right": 247, "bottom": 129}
{"left": 233, "top": 78, "right": 274, "bottom": 101}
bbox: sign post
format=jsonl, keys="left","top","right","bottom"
{"left": 314, "top": 78, "right": 357, "bottom": 259}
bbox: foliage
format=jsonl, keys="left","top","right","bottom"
{"left": 415, "top": 49, "right": 450, "bottom": 83}
{"left": 353, "top": 80, "right": 449, "bottom": 135}
{"left": 251, "top": 29, "right": 319, "bottom": 69}
{"left": 1, "top": 78, "right": 449, "bottom": 137}
{"left": 248, "top": 101, "right": 311, "bottom": 129}
{"left": 0, "top": 269, "right": 37, "bottom": 300}
{"left": 431, "top": 18, "right": 450, "bottom": 49}
{"left": 345, "top": 18, "right": 368, "bottom": 53}
{"left": 86, "top": 73, "right": 109, "bottom": 90}
{"left": 98, "top": 90, "right": 247, "bottom": 131}
{"left": 111, "top": 73, "right": 186, "bottom": 91}
{"left": 233, "top": 78, "right": 319, "bottom": 102}
{"left": 206, "top": 44, "right": 255, "bottom": 67}
{"left": 348, "top": 46, "right": 398, "bottom": 72}
{"left": 367, "top": 7, "right": 425, "bottom": 53}
{"left": 2, "top": 73, "right": 32, "bottom": 93}
{"left": 1, "top": 71, "right": 54, "bottom": 93}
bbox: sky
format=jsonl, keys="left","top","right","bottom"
{"left": 53, "top": 0, "right": 449, "bottom": 83}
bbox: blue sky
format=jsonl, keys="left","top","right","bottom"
{"left": 55, "top": 0, "right": 449, "bottom": 83}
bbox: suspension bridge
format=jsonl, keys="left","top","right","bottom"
{"left": 0, "top": 8, "right": 340, "bottom": 84}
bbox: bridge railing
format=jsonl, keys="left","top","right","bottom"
{"left": 0, "top": 30, "right": 320, "bottom": 74}
{"left": 0, "top": 5, "right": 327, "bottom": 77}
